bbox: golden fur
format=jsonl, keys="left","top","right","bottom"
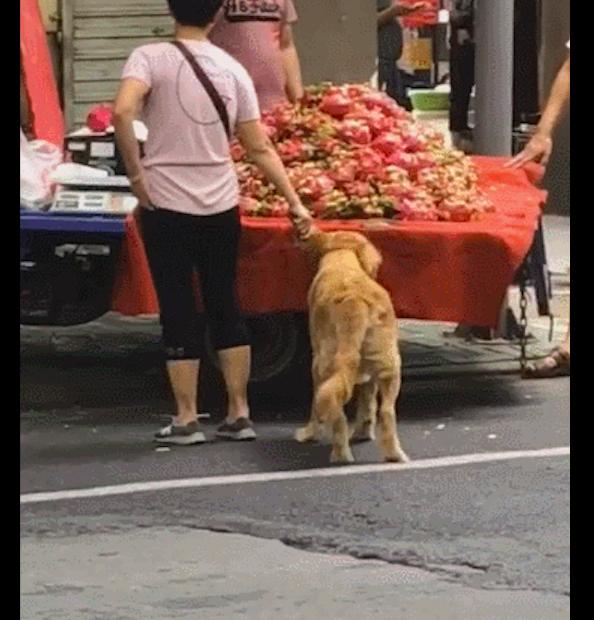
{"left": 295, "top": 230, "right": 409, "bottom": 464}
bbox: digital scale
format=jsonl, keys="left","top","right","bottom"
{"left": 51, "top": 176, "right": 138, "bottom": 215}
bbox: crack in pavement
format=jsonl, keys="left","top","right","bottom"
{"left": 21, "top": 524, "right": 570, "bottom": 620}
{"left": 25, "top": 511, "right": 560, "bottom": 598}
{"left": 168, "top": 517, "right": 570, "bottom": 598}
{"left": 194, "top": 518, "right": 569, "bottom": 598}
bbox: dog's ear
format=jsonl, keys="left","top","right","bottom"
{"left": 356, "top": 239, "right": 382, "bottom": 279}
{"left": 298, "top": 228, "right": 325, "bottom": 259}
{"left": 311, "top": 231, "right": 362, "bottom": 254}
{"left": 302, "top": 228, "right": 326, "bottom": 252}
{"left": 303, "top": 231, "right": 381, "bottom": 277}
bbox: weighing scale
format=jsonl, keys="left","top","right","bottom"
{"left": 50, "top": 176, "right": 138, "bottom": 215}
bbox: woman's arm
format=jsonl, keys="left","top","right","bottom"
{"left": 378, "top": 2, "right": 427, "bottom": 27}
{"left": 507, "top": 56, "right": 570, "bottom": 168}
{"left": 113, "top": 78, "right": 153, "bottom": 207}
{"left": 280, "top": 24, "right": 304, "bottom": 103}
{"left": 236, "top": 120, "right": 312, "bottom": 237}
{"left": 535, "top": 57, "right": 570, "bottom": 139}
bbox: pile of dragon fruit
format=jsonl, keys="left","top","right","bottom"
{"left": 234, "top": 83, "right": 494, "bottom": 222}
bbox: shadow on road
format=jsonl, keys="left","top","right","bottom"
{"left": 21, "top": 339, "right": 532, "bottom": 426}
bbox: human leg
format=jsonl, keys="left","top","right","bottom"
{"left": 193, "top": 208, "right": 254, "bottom": 439}
{"left": 140, "top": 209, "right": 206, "bottom": 442}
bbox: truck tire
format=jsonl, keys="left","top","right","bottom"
{"left": 203, "top": 313, "right": 312, "bottom": 407}
{"left": 205, "top": 313, "right": 304, "bottom": 382}
{"left": 20, "top": 253, "right": 115, "bottom": 326}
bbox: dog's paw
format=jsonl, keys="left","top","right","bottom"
{"left": 350, "top": 425, "right": 376, "bottom": 444}
{"left": 295, "top": 426, "right": 318, "bottom": 443}
{"left": 384, "top": 450, "right": 410, "bottom": 464}
{"left": 330, "top": 447, "right": 355, "bottom": 464}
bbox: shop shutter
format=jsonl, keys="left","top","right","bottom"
{"left": 61, "top": 0, "right": 173, "bottom": 130}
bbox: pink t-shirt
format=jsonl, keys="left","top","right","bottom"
{"left": 121, "top": 40, "right": 260, "bottom": 216}
{"left": 210, "top": 0, "right": 298, "bottom": 112}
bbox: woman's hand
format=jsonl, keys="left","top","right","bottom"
{"left": 289, "top": 202, "right": 313, "bottom": 240}
{"left": 406, "top": 2, "right": 430, "bottom": 14}
{"left": 130, "top": 175, "right": 154, "bottom": 210}
{"left": 506, "top": 133, "right": 553, "bottom": 169}
{"left": 398, "top": 1, "right": 430, "bottom": 16}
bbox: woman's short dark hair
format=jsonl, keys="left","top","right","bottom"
{"left": 167, "top": 0, "right": 223, "bottom": 28}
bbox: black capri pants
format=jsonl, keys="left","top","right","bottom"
{"left": 140, "top": 206, "right": 249, "bottom": 361}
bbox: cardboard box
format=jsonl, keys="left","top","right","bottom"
{"left": 401, "top": 37, "right": 433, "bottom": 71}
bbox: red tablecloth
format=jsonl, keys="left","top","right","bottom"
{"left": 112, "top": 157, "right": 546, "bottom": 328}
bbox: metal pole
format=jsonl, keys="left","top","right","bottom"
{"left": 473, "top": 0, "right": 515, "bottom": 338}
{"left": 474, "top": 0, "right": 515, "bottom": 156}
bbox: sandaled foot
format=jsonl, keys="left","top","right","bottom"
{"left": 523, "top": 347, "right": 570, "bottom": 379}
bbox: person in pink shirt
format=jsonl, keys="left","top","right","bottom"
{"left": 210, "top": 0, "right": 304, "bottom": 112}
{"left": 113, "top": 0, "right": 312, "bottom": 445}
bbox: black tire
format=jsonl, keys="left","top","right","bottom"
{"left": 203, "top": 313, "right": 312, "bottom": 410}
{"left": 20, "top": 235, "right": 121, "bottom": 327}
{"left": 20, "top": 256, "right": 114, "bottom": 326}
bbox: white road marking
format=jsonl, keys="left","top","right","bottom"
{"left": 21, "top": 446, "right": 569, "bottom": 506}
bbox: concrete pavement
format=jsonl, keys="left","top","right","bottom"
{"left": 22, "top": 528, "right": 568, "bottom": 620}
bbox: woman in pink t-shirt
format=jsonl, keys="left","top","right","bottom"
{"left": 210, "top": 0, "right": 304, "bottom": 112}
{"left": 114, "top": 0, "right": 311, "bottom": 445}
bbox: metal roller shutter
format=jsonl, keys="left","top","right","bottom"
{"left": 61, "top": 0, "right": 173, "bottom": 130}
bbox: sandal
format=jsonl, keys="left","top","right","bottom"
{"left": 522, "top": 347, "right": 570, "bottom": 379}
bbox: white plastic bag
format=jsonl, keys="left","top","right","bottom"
{"left": 50, "top": 163, "right": 109, "bottom": 185}
{"left": 20, "top": 130, "right": 62, "bottom": 209}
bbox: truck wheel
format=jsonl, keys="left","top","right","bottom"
{"left": 206, "top": 313, "right": 307, "bottom": 383}
{"left": 200, "top": 313, "right": 312, "bottom": 411}
{"left": 20, "top": 254, "right": 114, "bottom": 326}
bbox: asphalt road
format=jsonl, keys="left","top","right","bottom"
{"left": 21, "top": 338, "right": 570, "bottom": 620}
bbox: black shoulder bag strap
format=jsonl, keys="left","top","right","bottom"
{"left": 171, "top": 40, "right": 232, "bottom": 141}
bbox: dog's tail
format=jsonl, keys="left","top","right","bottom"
{"left": 313, "top": 298, "right": 368, "bottom": 425}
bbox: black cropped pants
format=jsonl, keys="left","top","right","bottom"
{"left": 140, "top": 206, "right": 249, "bottom": 360}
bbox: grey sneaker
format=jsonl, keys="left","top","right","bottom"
{"left": 154, "top": 421, "right": 206, "bottom": 446}
{"left": 216, "top": 417, "right": 257, "bottom": 441}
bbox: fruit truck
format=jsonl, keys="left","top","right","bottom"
{"left": 21, "top": 0, "right": 552, "bottom": 384}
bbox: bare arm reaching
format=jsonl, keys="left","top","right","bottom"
{"left": 507, "top": 56, "right": 570, "bottom": 168}
{"left": 236, "top": 120, "right": 312, "bottom": 238}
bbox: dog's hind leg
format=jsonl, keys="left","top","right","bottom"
{"left": 295, "top": 356, "right": 323, "bottom": 443}
{"left": 315, "top": 298, "right": 368, "bottom": 463}
{"left": 350, "top": 379, "right": 378, "bottom": 443}
{"left": 330, "top": 414, "right": 352, "bottom": 464}
{"left": 314, "top": 363, "right": 358, "bottom": 464}
{"left": 377, "top": 372, "right": 409, "bottom": 463}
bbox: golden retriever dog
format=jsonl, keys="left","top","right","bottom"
{"left": 295, "top": 230, "right": 409, "bottom": 465}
